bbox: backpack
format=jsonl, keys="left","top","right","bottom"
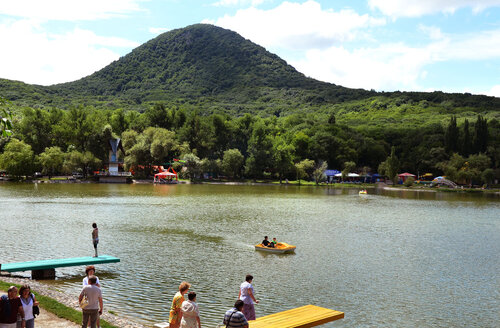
{"left": 30, "top": 293, "right": 40, "bottom": 317}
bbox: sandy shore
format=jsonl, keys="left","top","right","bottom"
{"left": 0, "top": 276, "right": 146, "bottom": 328}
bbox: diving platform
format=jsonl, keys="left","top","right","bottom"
{"left": 248, "top": 304, "right": 344, "bottom": 328}
{"left": 0, "top": 255, "right": 120, "bottom": 279}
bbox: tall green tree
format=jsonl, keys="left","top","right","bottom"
{"left": 221, "top": 148, "right": 244, "bottom": 179}
{"left": 38, "top": 146, "right": 65, "bottom": 178}
{"left": 245, "top": 119, "right": 273, "bottom": 179}
{"left": 445, "top": 116, "right": 459, "bottom": 153}
{"left": 64, "top": 150, "right": 102, "bottom": 177}
{"left": 378, "top": 146, "right": 399, "bottom": 183}
{"left": 295, "top": 159, "right": 315, "bottom": 185}
{"left": 461, "top": 119, "right": 472, "bottom": 157}
{"left": 183, "top": 153, "right": 202, "bottom": 181}
{"left": 0, "top": 139, "right": 35, "bottom": 179}
{"left": 272, "top": 136, "right": 295, "bottom": 183}
{"left": 341, "top": 161, "right": 356, "bottom": 182}
{"left": 474, "top": 115, "right": 488, "bottom": 153}
{"left": 17, "top": 107, "right": 51, "bottom": 154}
{"left": 313, "top": 161, "right": 328, "bottom": 185}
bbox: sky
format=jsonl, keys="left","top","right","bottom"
{"left": 0, "top": 0, "right": 499, "bottom": 97}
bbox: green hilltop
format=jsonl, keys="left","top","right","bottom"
{"left": 1, "top": 23, "right": 499, "bottom": 118}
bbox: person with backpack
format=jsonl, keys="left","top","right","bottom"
{"left": 17, "top": 285, "right": 38, "bottom": 328}
{"left": 78, "top": 276, "right": 103, "bottom": 328}
{"left": 0, "top": 286, "right": 25, "bottom": 328}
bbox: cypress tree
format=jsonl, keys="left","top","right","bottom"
{"left": 445, "top": 116, "right": 459, "bottom": 153}
{"left": 461, "top": 119, "right": 471, "bottom": 156}
{"left": 473, "top": 115, "right": 488, "bottom": 153}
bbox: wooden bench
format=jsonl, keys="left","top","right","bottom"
{"left": 0, "top": 255, "right": 120, "bottom": 279}
{"left": 248, "top": 304, "right": 344, "bottom": 328}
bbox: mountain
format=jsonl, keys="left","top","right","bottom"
{"left": 1, "top": 24, "right": 375, "bottom": 112}
{"left": 0, "top": 24, "right": 498, "bottom": 115}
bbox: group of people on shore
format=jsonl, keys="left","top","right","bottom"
{"left": 169, "top": 274, "right": 259, "bottom": 328}
{"left": 0, "top": 285, "right": 39, "bottom": 328}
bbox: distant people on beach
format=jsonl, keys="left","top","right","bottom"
{"left": 17, "top": 285, "right": 38, "bottom": 328}
{"left": 0, "top": 286, "right": 26, "bottom": 328}
{"left": 83, "top": 266, "right": 100, "bottom": 328}
{"left": 180, "top": 292, "right": 201, "bottom": 328}
{"left": 169, "top": 281, "right": 191, "bottom": 328}
{"left": 92, "top": 223, "right": 99, "bottom": 257}
{"left": 238, "top": 275, "right": 259, "bottom": 320}
{"left": 79, "top": 275, "right": 102, "bottom": 328}
{"left": 223, "top": 300, "right": 248, "bottom": 328}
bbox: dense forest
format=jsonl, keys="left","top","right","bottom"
{"left": 0, "top": 24, "right": 499, "bottom": 185}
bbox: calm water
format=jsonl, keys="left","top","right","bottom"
{"left": 0, "top": 183, "right": 499, "bottom": 327}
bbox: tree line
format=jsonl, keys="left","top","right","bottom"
{"left": 0, "top": 103, "right": 498, "bottom": 185}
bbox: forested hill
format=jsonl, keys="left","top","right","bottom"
{"left": 1, "top": 23, "right": 499, "bottom": 115}
{"left": 1, "top": 24, "right": 377, "bottom": 111}
{"left": 56, "top": 24, "right": 362, "bottom": 98}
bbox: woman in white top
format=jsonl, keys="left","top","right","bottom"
{"left": 180, "top": 292, "right": 201, "bottom": 328}
{"left": 17, "top": 285, "right": 38, "bottom": 328}
{"left": 82, "top": 266, "right": 100, "bottom": 328}
{"left": 83, "top": 266, "right": 101, "bottom": 287}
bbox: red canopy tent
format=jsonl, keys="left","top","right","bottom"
{"left": 154, "top": 167, "right": 178, "bottom": 183}
{"left": 398, "top": 172, "right": 416, "bottom": 183}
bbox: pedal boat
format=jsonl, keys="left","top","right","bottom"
{"left": 255, "top": 242, "right": 296, "bottom": 254}
{"left": 359, "top": 190, "right": 367, "bottom": 194}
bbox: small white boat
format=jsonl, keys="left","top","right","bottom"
{"left": 255, "top": 242, "right": 296, "bottom": 254}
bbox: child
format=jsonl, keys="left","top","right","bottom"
{"left": 92, "top": 223, "right": 99, "bottom": 257}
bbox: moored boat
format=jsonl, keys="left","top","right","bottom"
{"left": 254, "top": 242, "right": 296, "bottom": 254}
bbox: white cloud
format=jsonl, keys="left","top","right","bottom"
{"left": 291, "top": 28, "right": 500, "bottom": 92}
{"left": 0, "top": 19, "right": 139, "bottom": 85}
{"left": 369, "top": 0, "right": 500, "bottom": 18}
{"left": 205, "top": 0, "right": 385, "bottom": 49}
{"left": 487, "top": 85, "right": 500, "bottom": 97}
{"left": 212, "top": 0, "right": 266, "bottom": 7}
{"left": 0, "top": 0, "right": 144, "bottom": 21}
{"left": 149, "top": 27, "right": 170, "bottom": 35}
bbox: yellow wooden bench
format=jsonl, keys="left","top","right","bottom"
{"left": 248, "top": 304, "right": 344, "bottom": 328}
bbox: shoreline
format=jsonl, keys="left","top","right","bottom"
{"left": 2, "top": 178, "right": 498, "bottom": 195}
{"left": 0, "top": 275, "right": 146, "bottom": 328}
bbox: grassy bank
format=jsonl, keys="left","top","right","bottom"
{"left": 0, "top": 280, "right": 119, "bottom": 328}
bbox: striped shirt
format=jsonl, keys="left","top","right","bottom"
{"left": 223, "top": 308, "right": 248, "bottom": 328}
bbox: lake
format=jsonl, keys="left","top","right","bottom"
{"left": 0, "top": 183, "right": 498, "bottom": 327}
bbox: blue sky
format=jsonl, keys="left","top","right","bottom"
{"left": 0, "top": 0, "right": 499, "bottom": 97}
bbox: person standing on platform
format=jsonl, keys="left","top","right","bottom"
{"left": 79, "top": 276, "right": 102, "bottom": 328}
{"left": 92, "top": 223, "right": 99, "bottom": 257}
{"left": 223, "top": 300, "right": 248, "bottom": 328}
{"left": 238, "top": 275, "right": 259, "bottom": 320}
{"left": 0, "top": 286, "right": 26, "bottom": 328}
{"left": 169, "top": 281, "right": 191, "bottom": 328}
